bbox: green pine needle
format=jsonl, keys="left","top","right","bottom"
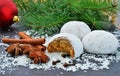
{"left": 14, "top": 0, "right": 119, "bottom": 36}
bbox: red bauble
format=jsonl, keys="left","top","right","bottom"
{"left": 0, "top": 0, "right": 19, "bottom": 28}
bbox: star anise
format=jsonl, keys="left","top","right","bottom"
{"left": 29, "top": 51, "right": 49, "bottom": 64}
{"left": 6, "top": 43, "right": 23, "bottom": 56}
{"left": 20, "top": 44, "right": 34, "bottom": 55}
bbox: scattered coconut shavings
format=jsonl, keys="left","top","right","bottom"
{"left": 0, "top": 54, "right": 18, "bottom": 74}
{"left": 0, "top": 29, "right": 120, "bottom": 74}
{"left": 0, "top": 43, "right": 9, "bottom": 47}
{"left": 12, "top": 55, "right": 31, "bottom": 66}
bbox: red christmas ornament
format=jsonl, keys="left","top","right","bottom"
{"left": 0, "top": 0, "right": 19, "bottom": 28}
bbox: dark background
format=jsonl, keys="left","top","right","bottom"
{"left": 0, "top": 24, "right": 120, "bottom": 76}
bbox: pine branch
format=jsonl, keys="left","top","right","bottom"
{"left": 14, "top": 0, "right": 118, "bottom": 36}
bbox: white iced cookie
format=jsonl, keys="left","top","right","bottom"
{"left": 47, "top": 33, "right": 83, "bottom": 58}
{"left": 82, "top": 30, "right": 119, "bottom": 54}
{"left": 60, "top": 21, "right": 91, "bottom": 40}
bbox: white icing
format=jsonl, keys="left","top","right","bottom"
{"left": 82, "top": 30, "right": 119, "bottom": 54}
{"left": 47, "top": 33, "right": 83, "bottom": 58}
{"left": 60, "top": 21, "right": 91, "bottom": 40}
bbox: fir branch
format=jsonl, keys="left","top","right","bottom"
{"left": 14, "top": 0, "right": 118, "bottom": 36}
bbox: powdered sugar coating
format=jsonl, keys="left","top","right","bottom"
{"left": 60, "top": 21, "right": 91, "bottom": 40}
{"left": 47, "top": 33, "right": 83, "bottom": 58}
{"left": 82, "top": 30, "right": 119, "bottom": 54}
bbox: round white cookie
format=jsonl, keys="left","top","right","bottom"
{"left": 82, "top": 30, "right": 119, "bottom": 54}
{"left": 60, "top": 21, "right": 91, "bottom": 40}
{"left": 47, "top": 33, "right": 83, "bottom": 58}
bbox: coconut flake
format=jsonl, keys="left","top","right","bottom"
{"left": 12, "top": 55, "right": 31, "bottom": 66}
